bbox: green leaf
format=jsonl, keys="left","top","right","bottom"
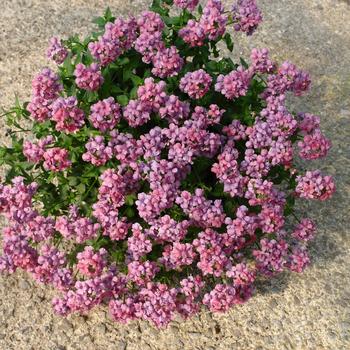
{"left": 206, "top": 61, "right": 219, "bottom": 72}
{"left": 240, "top": 57, "right": 249, "bottom": 69}
{"left": 116, "top": 95, "right": 129, "bottom": 106}
{"left": 224, "top": 33, "right": 234, "bottom": 52}
{"left": 104, "top": 7, "right": 113, "bottom": 22}
{"left": 198, "top": 4, "right": 203, "bottom": 15}
{"left": 117, "top": 57, "right": 130, "bottom": 66}
{"left": 130, "top": 74, "right": 144, "bottom": 87}
{"left": 129, "top": 86, "right": 138, "bottom": 100}
{"left": 125, "top": 207, "right": 135, "bottom": 219}
{"left": 77, "top": 183, "right": 86, "bottom": 194}
{"left": 68, "top": 177, "right": 79, "bottom": 186}
{"left": 125, "top": 193, "right": 137, "bottom": 206}
{"left": 92, "top": 16, "right": 106, "bottom": 29}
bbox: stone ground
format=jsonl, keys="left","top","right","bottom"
{"left": 0, "top": 0, "right": 350, "bottom": 349}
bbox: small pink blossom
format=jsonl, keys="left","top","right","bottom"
{"left": 74, "top": 63, "right": 104, "bottom": 91}
{"left": 43, "top": 147, "right": 71, "bottom": 172}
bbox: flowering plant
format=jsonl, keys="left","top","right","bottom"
{"left": 0, "top": 0, "right": 335, "bottom": 328}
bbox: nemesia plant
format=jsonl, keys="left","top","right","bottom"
{"left": 0, "top": 0, "right": 335, "bottom": 328}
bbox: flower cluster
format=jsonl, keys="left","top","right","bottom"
{"left": 27, "top": 68, "right": 62, "bottom": 122}
{"left": 232, "top": 0, "right": 263, "bottom": 35}
{"left": 89, "top": 97, "right": 121, "bottom": 132}
{"left": 0, "top": 0, "right": 335, "bottom": 329}
{"left": 179, "top": 0, "right": 228, "bottom": 46}
{"left": 47, "top": 37, "right": 68, "bottom": 64}
{"left": 180, "top": 69, "right": 212, "bottom": 99}
{"left": 74, "top": 63, "right": 104, "bottom": 91}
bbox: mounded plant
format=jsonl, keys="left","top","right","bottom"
{"left": 0, "top": 0, "right": 335, "bottom": 327}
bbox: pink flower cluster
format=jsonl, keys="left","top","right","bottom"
{"left": 74, "top": 63, "right": 104, "bottom": 91}
{"left": 296, "top": 170, "right": 335, "bottom": 201}
{"left": 27, "top": 68, "right": 62, "bottom": 122}
{"left": 180, "top": 69, "right": 212, "bottom": 99}
{"left": 174, "top": 0, "right": 199, "bottom": 11}
{"left": 23, "top": 136, "right": 54, "bottom": 163}
{"left": 232, "top": 0, "right": 263, "bottom": 35}
{"left": 82, "top": 136, "right": 113, "bottom": 166}
{"left": 47, "top": 37, "right": 68, "bottom": 64}
{"left": 23, "top": 134, "right": 71, "bottom": 173}
{"left": 89, "top": 97, "right": 121, "bottom": 132}
{"left": 215, "top": 66, "right": 252, "bottom": 99}
{"left": 179, "top": 0, "right": 228, "bottom": 46}
{"left": 89, "top": 17, "right": 137, "bottom": 66}
{"left": 51, "top": 97, "right": 85, "bottom": 133}
{"left": 43, "top": 147, "right": 71, "bottom": 172}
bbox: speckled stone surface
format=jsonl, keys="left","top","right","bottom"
{"left": 0, "top": 1, "right": 349, "bottom": 349}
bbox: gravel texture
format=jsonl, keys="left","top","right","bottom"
{"left": 0, "top": 0, "right": 350, "bottom": 349}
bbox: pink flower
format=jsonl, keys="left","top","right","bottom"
{"left": 137, "top": 11, "right": 164, "bottom": 33}
{"left": 74, "top": 63, "right": 104, "bottom": 91}
{"left": 176, "top": 189, "right": 226, "bottom": 228}
{"left": 33, "top": 244, "right": 66, "bottom": 284}
{"left": 151, "top": 46, "right": 184, "bottom": 78}
{"left": 179, "top": 20, "right": 206, "bottom": 47}
{"left": 253, "top": 239, "right": 289, "bottom": 276}
{"left": 31, "top": 68, "right": 62, "bottom": 100}
{"left": 127, "top": 260, "right": 159, "bottom": 286}
{"left": 298, "top": 113, "right": 320, "bottom": 134}
{"left": 127, "top": 223, "right": 152, "bottom": 260}
{"left": 135, "top": 282, "right": 178, "bottom": 327}
{"left": 82, "top": 136, "right": 113, "bottom": 166}
{"left": 147, "top": 215, "right": 190, "bottom": 243}
{"left": 232, "top": 0, "right": 263, "bottom": 35}
{"left": 298, "top": 130, "right": 331, "bottom": 160}
{"left": 51, "top": 97, "right": 85, "bottom": 133}
{"left": 27, "top": 96, "right": 53, "bottom": 122}
{"left": 296, "top": 170, "right": 336, "bottom": 201}
{"left": 250, "top": 48, "right": 275, "bottom": 73}
{"left": 23, "top": 136, "right": 54, "bottom": 163}
{"left": 135, "top": 31, "right": 165, "bottom": 64}
{"left": 287, "top": 246, "right": 310, "bottom": 273}
{"left": 88, "top": 37, "right": 121, "bottom": 66}
{"left": 160, "top": 242, "right": 196, "bottom": 270}
{"left": 203, "top": 284, "right": 237, "bottom": 312}
{"left": 89, "top": 97, "right": 121, "bottom": 132}
{"left": 215, "top": 66, "right": 251, "bottom": 99}
{"left": 47, "top": 37, "right": 68, "bottom": 64}
{"left": 104, "top": 17, "right": 137, "bottom": 52}
{"left": 76, "top": 246, "right": 108, "bottom": 277}
{"left": 180, "top": 69, "right": 212, "bottom": 99}
{"left": 226, "top": 263, "right": 256, "bottom": 286}
{"left": 43, "top": 147, "right": 71, "bottom": 172}
{"left": 200, "top": 0, "right": 227, "bottom": 40}
{"left": 174, "top": 0, "right": 199, "bottom": 11}
{"left": 292, "top": 218, "right": 316, "bottom": 241}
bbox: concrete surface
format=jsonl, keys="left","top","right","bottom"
{"left": 0, "top": 0, "right": 349, "bottom": 349}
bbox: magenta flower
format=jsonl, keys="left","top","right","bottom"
{"left": 232, "top": 0, "right": 263, "bottom": 35}
{"left": 43, "top": 147, "right": 71, "bottom": 172}
{"left": 298, "top": 130, "right": 331, "bottom": 160}
{"left": 180, "top": 69, "right": 212, "bottom": 99}
{"left": 51, "top": 97, "right": 85, "bottom": 133}
{"left": 47, "top": 37, "right": 68, "bottom": 64}
{"left": 296, "top": 170, "right": 336, "bottom": 201}
{"left": 215, "top": 66, "right": 251, "bottom": 99}
{"left": 174, "top": 0, "right": 199, "bottom": 11}
{"left": 74, "top": 63, "right": 104, "bottom": 91}
{"left": 89, "top": 97, "right": 121, "bottom": 132}
{"left": 77, "top": 246, "right": 108, "bottom": 277}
